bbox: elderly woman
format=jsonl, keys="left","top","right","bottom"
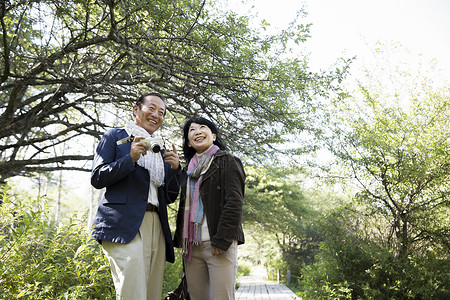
{"left": 174, "top": 117, "right": 246, "bottom": 300}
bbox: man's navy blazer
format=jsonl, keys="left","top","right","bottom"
{"left": 91, "top": 128, "right": 180, "bottom": 263}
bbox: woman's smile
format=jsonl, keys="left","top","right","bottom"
{"left": 188, "top": 123, "right": 216, "bottom": 153}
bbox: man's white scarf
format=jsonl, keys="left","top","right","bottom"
{"left": 125, "top": 121, "right": 164, "bottom": 186}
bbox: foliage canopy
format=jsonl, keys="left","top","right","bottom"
{"left": 0, "top": 0, "right": 348, "bottom": 182}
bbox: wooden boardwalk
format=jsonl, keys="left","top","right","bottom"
{"left": 236, "top": 268, "right": 301, "bottom": 300}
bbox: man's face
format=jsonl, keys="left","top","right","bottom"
{"left": 134, "top": 95, "right": 165, "bottom": 135}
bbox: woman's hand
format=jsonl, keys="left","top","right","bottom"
{"left": 212, "top": 247, "right": 225, "bottom": 255}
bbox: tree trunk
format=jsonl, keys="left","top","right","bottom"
{"left": 55, "top": 169, "right": 62, "bottom": 227}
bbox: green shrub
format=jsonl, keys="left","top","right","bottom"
{"left": 360, "top": 251, "right": 450, "bottom": 299}
{"left": 297, "top": 211, "right": 450, "bottom": 300}
{"left": 237, "top": 262, "right": 251, "bottom": 277}
{"left": 162, "top": 249, "right": 184, "bottom": 299}
{"left": 0, "top": 187, "right": 115, "bottom": 299}
{"left": 0, "top": 186, "right": 187, "bottom": 299}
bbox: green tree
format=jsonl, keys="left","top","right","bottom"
{"left": 326, "top": 47, "right": 450, "bottom": 260}
{"left": 0, "top": 0, "right": 348, "bottom": 183}
{"left": 243, "top": 166, "right": 323, "bottom": 277}
{"left": 304, "top": 44, "right": 450, "bottom": 299}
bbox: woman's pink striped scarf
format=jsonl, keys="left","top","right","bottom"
{"left": 182, "top": 145, "right": 219, "bottom": 262}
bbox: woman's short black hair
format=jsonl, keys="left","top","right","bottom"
{"left": 182, "top": 117, "right": 227, "bottom": 163}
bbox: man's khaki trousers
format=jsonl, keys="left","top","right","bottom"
{"left": 102, "top": 211, "right": 166, "bottom": 300}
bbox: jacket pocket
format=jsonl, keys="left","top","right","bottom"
{"left": 102, "top": 186, "right": 128, "bottom": 204}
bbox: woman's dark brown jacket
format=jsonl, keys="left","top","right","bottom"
{"left": 174, "top": 150, "right": 245, "bottom": 251}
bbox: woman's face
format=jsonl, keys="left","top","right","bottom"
{"left": 187, "top": 122, "right": 216, "bottom": 153}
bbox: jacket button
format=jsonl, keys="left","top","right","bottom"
{"left": 216, "top": 186, "right": 221, "bottom": 190}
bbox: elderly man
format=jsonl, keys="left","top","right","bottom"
{"left": 91, "top": 93, "right": 180, "bottom": 299}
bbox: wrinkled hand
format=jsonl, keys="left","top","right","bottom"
{"left": 212, "top": 247, "right": 225, "bottom": 255}
{"left": 163, "top": 143, "right": 180, "bottom": 169}
{"left": 130, "top": 136, "right": 149, "bottom": 163}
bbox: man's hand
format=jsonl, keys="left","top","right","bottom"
{"left": 163, "top": 143, "right": 180, "bottom": 169}
{"left": 130, "top": 136, "right": 149, "bottom": 163}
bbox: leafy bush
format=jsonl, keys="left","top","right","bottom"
{"left": 0, "top": 187, "right": 115, "bottom": 299}
{"left": 360, "top": 251, "right": 450, "bottom": 299}
{"left": 162, "top": 249, "right": 184, "bottom": 298}
{"left": 0, "top": 186, "right": 185, "bottom": 299}
{"left": 237, "top": 262, "right": 251, "bottom": 277}
{"left": 298, "top": 211, "right": 450, "bottom": 300}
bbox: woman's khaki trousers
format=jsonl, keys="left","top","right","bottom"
{"left": 185, "top": 240, "right": 238, "bottom": 300}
